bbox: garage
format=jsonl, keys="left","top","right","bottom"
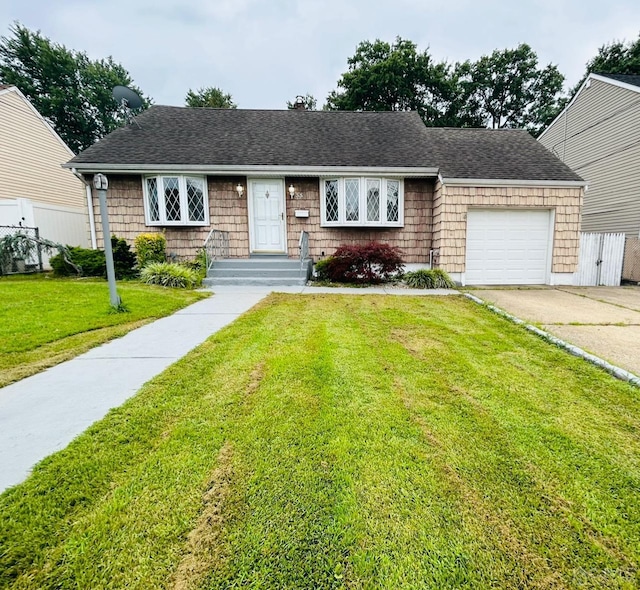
{"left": 465, "top": 209, "right": 553, "bottom": 285}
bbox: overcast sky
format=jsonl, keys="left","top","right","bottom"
{"left": 1, "top": 0, "right": 639, "bottom": 110}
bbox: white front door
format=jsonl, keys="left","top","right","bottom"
{"left": 249, "top": 179, "right": 287, "bottom": 253}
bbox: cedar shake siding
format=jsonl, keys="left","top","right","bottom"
{"left": 284, "top": 177, "right": 433, "bottom": 263}
{"left": 91, "top": 175, "right": 248, "bottom": 258}
{"left": 91, "top": 175, "right": 434, "bottom": 263}
{"left": 432, "top": 184, "right": 583, "bottom": 274}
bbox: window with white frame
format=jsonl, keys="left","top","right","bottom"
{"left": 143, "top": 175, "right": 209, "bottom": 226}
{"left": 321, "top": 178, "right": 403, "bottom": 227}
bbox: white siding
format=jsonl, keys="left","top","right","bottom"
{"left": 539, "top": 78, "right": 640, "bottom": 237}
{"left": 0, "top": 89, "right": 87, "bottom": 210}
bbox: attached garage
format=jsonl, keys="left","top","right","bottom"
{"left": 465, "top": 209, "right": 553, "bottom": 285}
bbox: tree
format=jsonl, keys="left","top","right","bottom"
{"left": 0, "top": 23, "right": 150, "bottom": 153}
{"left": 572, "top": 34, "right": 640, "bottom": 94}
{"left": 185, "top": 87, "right": 236, "bottom": 108}
{"left": 325, "top": 37, "right": 476, "bottom": 126}
{"left": 455, "top": 44, "right": 564, "bottom": 134}
{"left": 286, "top": 94, "right": 317, "bottom": 110}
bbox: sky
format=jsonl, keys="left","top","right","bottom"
{"left": 1, "top": 0, "right": 639, "bottom": 110}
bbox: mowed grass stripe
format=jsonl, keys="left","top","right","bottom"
{"left": 1, "top": 294, "right": 639, "bottom": 589}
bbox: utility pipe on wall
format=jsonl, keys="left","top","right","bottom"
{"left": 71, "top": 168, "right": 98, "bottom": 249}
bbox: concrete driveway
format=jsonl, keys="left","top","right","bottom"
{"left": 469, "top": 286, "right": 640, "bottom": 376}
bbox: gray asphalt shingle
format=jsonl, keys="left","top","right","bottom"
{"left": 68, "top": 107, "right": 582, "bottom": 182}
{"left": 597, "top": 73, "right": 640, "bottom": 88}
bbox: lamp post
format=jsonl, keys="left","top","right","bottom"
{"left": 94, "top": 173, "right": 121, "bottom": 308}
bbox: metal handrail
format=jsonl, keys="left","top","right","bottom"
{"left": 299, "top": 230, "right": 309, "bottom": 269}
{"left": 204, "top": 229, "right": 230, "bottom": 270}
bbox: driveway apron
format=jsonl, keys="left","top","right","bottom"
{"left": 470, "top": 286, "right": 640, "bottom": 377}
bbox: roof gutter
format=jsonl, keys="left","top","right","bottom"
{"left": 440, "top": 177, "right": 586, "bottom": 188}
{"left": 71, "top": 168, "right": 97, "bottom": 249}
{"left": 62, "top": 163, "right": 440, "bottom": 177}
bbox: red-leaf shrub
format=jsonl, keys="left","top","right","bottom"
{"left": 325, "top": 242, "right": 404, "bottom": 284}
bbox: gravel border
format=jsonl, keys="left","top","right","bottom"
{"left": 465, "top": 293, "right": 640, "bottom": 388}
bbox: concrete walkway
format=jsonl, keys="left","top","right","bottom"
{"left": 0, "top": 285, "right": 457, "bottom": 492}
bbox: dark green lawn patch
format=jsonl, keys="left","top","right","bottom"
{"left": 0, "top": 276, "right": 208, "bottom": 386}
{"left": 1, "top": 294, "right": 639, "bottom": 589}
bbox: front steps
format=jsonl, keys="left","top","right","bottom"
{"left": 203, "top": 256, "right": 313, "bottom": 286}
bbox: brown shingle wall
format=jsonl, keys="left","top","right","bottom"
{"left": 435, "top": 184, "right": 583, "bottom": 273}
{"left": 285, "top": 177, "right": 434, "bottom": 263}
{"left": 91, "top": 175, "right": 249, "bottom": 259}
{"left": 92, "top": 175, "right": 434, "bottom": 263}
{"left": 209, "top": 177, "right": 249, "bottom": 258}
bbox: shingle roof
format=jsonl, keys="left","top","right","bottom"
{"left": 68, "top": 107, "right": 582, "bottom": 181}
{"left": 597, "top": 73, "right": 640, "bottom": 88}
{"left": 424, "top": 127, "right": 582, "bottom": 181}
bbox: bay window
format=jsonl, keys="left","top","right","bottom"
{"left": 321, "top": 178, "right": 403, "bottom": 227}
{"left": 143, "top": 175, "right": 209, "bottom": 226}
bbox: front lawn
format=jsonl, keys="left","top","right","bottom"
{"left": 0, "top": 276, "right": 208, "bottom": 387}
{"left": 1, "top": 294, "right": 638, "bottom": 588}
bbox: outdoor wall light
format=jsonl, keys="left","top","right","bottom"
{"left": 289, "top": 184, "right": 303, "bottom": 199}
{"left": 235, "top": 183, "right": 244, "bottom": 198}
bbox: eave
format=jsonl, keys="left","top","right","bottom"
{"left": 64, "top": 163, "right": 440, "bottom": 178}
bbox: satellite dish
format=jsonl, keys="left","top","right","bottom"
{"left": 112, "top": 85, "right": 143, "bottom": 110}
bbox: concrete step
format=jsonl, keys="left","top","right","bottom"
{"left": 212, "top": 267, "right": 305, "bottom": 279}
{"left": 212, "top": 259, "right": 302, "bottom": 270}
{"left": 203, "top": 276, "right": 308, "bottom": 287}
{"left": 205, "top": 258, "right": 313, "bottom": 286}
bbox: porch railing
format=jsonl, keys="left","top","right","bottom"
{"left": 299, "top": 230, "right": 309, "bottom": 269}
{"left": 204, "top": 229, "right": 230, "bottom": 271}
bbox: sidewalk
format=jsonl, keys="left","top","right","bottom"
{"left": 0, "top": 285, "right": 457, "bottom": 492}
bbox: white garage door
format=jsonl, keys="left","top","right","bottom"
{"left": 465, "top": 209, "right": 552, "bottom": 285}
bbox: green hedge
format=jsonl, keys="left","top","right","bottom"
{"left": 50, "top": 237, "right": 137, "bottom": 279}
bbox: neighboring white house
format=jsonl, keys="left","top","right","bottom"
{"left": 0, "top": 85, "right": 94, "bottom": 264}
{"left": 538, "top": 73, "right": 640, "bottom": 238}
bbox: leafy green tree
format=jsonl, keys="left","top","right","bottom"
{"left": 455, "top": 43, "right": 564, "bottom": 134}
{"left": 572, "top": 34, "right": 640, "bottom": 93}
{"left": 287, "top": 94, "right": 317, "bottom": 110}
{"left": 185, "top": 87, "right": 236, "bottom": 108}
{"left": 326, "top": 37, "right": 477, "bottom": 126}
{"left": 0, "top": 23, "right": 150, "bottom": 153}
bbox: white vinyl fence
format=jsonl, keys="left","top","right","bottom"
{"left": 0, "top": 197, "right": 88, "bottom": 268}
{"left": 575, "top": 233, "right": 626, "bottom": 286}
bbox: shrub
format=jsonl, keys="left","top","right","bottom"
{"left": 404, "top": 268, "right": 456, "bottom": 289}
{"left": 323, "top": 242, "right": 404, "bottom": 284}
{"left": 313, "top": 257, "right": 334, "bottom": 281}
{"left": 140, "top": 262, "right": 200, "bottom": 289}
{"left": 49, "top": 236, "right": 137, "bottom": 279}
{"left": 134, "top": 233, "right": 166, "bottom": 268}
{"left": 111, "top": 236, "right": 137, "bottom": 279}
{"left": 51, "top": 247, "right": 105, "bottom": 277}
{"left": 180, "top": 248, "right": 208, "bottom": 280}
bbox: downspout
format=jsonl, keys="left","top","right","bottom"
{"left": 71, "top": 168, "right": 97, "bottom": 249}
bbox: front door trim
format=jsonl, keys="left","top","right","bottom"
{"left": 247, "top": 178, "right": 288, "bottom": 254}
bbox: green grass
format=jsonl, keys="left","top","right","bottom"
{"left": 1, "top": 294, "right": 639, "bottom": 589}
{"left": 0, "top": 275, "right": 208, "bottom": 387}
